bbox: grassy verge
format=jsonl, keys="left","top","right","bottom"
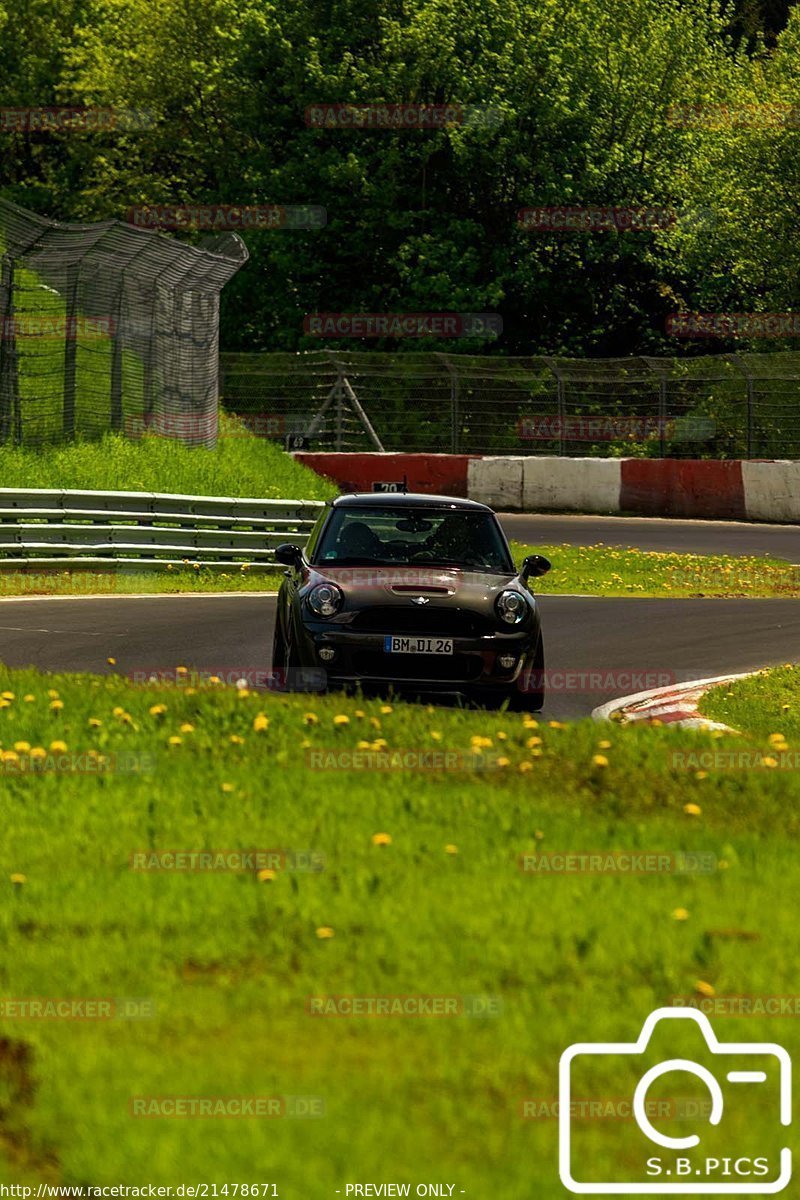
{"left": 700, "top": 663, "right": 800, "bottom": 741}
{"left": 0, "top": 667, "right": 797, "bottom": 1192}
{"left": 513, "top": 541, "right": 800, "bottom": 597}
{"left": 3, "top": 542, "right": 799, "bottom": 598}
{"left": 0, "top": 416, "right": 338, "bottom": 501}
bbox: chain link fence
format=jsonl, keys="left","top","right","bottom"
{"left": 220, "top": 350, "right": 800, "bottom": 458}
{"left": 0, "top": 198, "right": 248, "bottom": 449}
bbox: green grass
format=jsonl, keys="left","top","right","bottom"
{"left": 0, "top": 417, "right": 338, "bottom": 501}
{"left": 0, "top": 667, "right": 798, "bottom": 1192}
{"left": 2, "top": 538, "right": 798, "bottom": 598}
{"left": 700, "top": 663, "right": 800, "bottom": 741}
{"left": 514, "top": 541, "right": 800, "bottom": 597}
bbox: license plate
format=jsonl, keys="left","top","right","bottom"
{"left": 383, "top": 635, "right": 454, "bottom": 655}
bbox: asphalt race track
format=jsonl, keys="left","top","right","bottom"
{"left": 0, "top": 516, "right": 798, "bottom": 719}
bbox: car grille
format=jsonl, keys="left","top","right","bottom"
{"left": 350, "top": 606, "right": 492, "bottom": 637}
{"left": 351, "top": 651, "right": 483, "bottom": 682}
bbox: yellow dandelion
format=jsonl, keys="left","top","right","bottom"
{"left": 354, "top": 709, "right": 365, "bottom": 718}
{"left": 168, "top": 736, "right": 182, "bottom": 747}
{"left": 684, "top": 802, "right": 702, "bottom": 816}
{"left": 527, "top": 736, "right": 542, "bottom": 748}
{"left": 180, "top": 723, "right": 195, "bottom": 733}
{"left": 2, "top": 750, "right": 19, "bottom": 764}
{"left": 372, "top": 832, "right": 392, "bottom": 846}
{"left": 597, "top": 739, "right": 611, "bottom": 749}
{"left": 9, "top": 873, "right": 26, "bottom": 885}
{"left": 209, "top": 675, "right": 222, "bottom": 685}
{"left": 357, "top": 740, "right": 371, "bottom": 750}
{"left": 592, "top": 754, "right": 609, "bottom": 768}
{"left": 519, "top": 761, "right": 533, "bottom": 772}
{"left": 1, "top": 691, "right": 14, "bottom": 701}
{"left": 257, "top": 868, "right": 276, "bottom": 882}
{"left": 762, "top": 756, "right": 778, "bottom": 768}
{"left": 13, "top": 741, "right": 30, "bottom": 753}
{"left": 30, "top": 748, "right": 46, "bottom": 760}
{"left": 333, "top": 714, "right": 350, "bottom": 726}
{"left": 220, "top": 782, "right": 234, "bottom": 793}
{"left": 253, "top": 714, "right": 270, "bottom": 732}
{"left": 695, "top": 980, "right": 715, "bottom": 998}
{"left": 768, "top": 732, "right": 786, "bottom": 745}
{"left": 316, "top": 926, "right": 335, "bottom": 939}
{"left": 176, "top": 666, "right": 188, "bottom": 675}
{"left": 88, "top": 717, "right": 102, "bottom": 728}
{"left": 49, "top": 699, "right": 64, "bottom": 711}
{"left": 304, "top": 712, "right": 319, "bottom": 725}
{"left": 695, "top": 770, "right": 708, "bottom": 780}
{"left": 369, "top": 717, "right": 381, "bottom": 729}
{"left": 149, "top": 704, "right": 167, "bottom": 717}
{"left": 229, "top": 734, "right": 245, "bottom": 745}
{"left": 672, "top": 908, "right": 690, "bottom": 921}
{"left": 47, "top": 689, "right": 59, "bottom": 699}
{"left": 112, "top": 706, "right": 125, "bottom": 717}
{"left": 444, "top": 844, "right": 458, "bottom": 855}
{"left": 49, "top": 741, "right": 67, "bottom": 753}
{"left": 23, "top": 694, "right": 35, "bottom": 703}
{"left": 496, "top": 757, "right": 511, "bottom": 768}
{"left": 380, "top": 705, "right": 393, "bottom": 714}
{"left": 107, "top": 657, "right": 117, "bottom": 666}
{"left": 522, "top": 718, "right": 538, "bottom": 729}
{"left": 430, "top": 731, "right": 442, "bottom": 741}
{"left": 548, "top": 720, "right": 565, "bottom": 729}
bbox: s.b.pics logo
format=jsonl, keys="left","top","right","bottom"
{"left": 559, "top": 1007, "right": 791, "bottom": 1193}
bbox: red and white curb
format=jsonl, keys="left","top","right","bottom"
{"left": 591, "top": 672, "right": 756, "bottom": 730}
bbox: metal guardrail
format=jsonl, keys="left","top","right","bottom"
{"left": 0, "top": 489, "right": 324, "bottom": 571}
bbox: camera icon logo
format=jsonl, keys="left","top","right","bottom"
{"left": 559, "top": 1007, "right": 791, "bottom": 1194}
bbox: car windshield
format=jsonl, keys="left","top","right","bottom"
{"left": 314, "top": 506, "right": 514, "bottom": 572}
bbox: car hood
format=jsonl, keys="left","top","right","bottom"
{"left": 307, "top": 564, "right": 525, "bottom": 610}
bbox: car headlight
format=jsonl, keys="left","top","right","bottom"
{"left": 496, "top": 589, "right": 529, "bottom": 625}
{"left": 307, "top": 582, "right": 344, "bottom": 618}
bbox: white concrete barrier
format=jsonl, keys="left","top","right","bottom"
{"left": 467, "top": 456, "right": 525, "bottom": 509}
{"left": 742, "top": 461, "right": 800, "bottom": 522}
{"left": 522, "top": 457, "right": 621, "bottom": 512}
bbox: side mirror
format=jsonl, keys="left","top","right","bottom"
{"left": 275, "top": 543, "right": 303, "bottom": 567}
{"left": 521, "top": 553, "right": 551, "bottom": 580}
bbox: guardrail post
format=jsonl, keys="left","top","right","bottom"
{"left": 110, "top": 282, "right": 124, "bottom": 433}
{"left": 729, "top": 354, "right": 755, "bottom": 459}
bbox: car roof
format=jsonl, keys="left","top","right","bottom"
{"left": 331, "top": 492, "right": 493, "bottom": 512}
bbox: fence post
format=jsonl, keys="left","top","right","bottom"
{"left": 0, "top": 256, "right": 20, "bottom": 446}
{"left": 544, "top": 358, "right": 565, "bottom": 455}
{"left": 62, "top": 264, "right": 78, "bottom": 440}
{"left": 435, "top": 352, "right": 459, "bottom": 452}
{"left": 729, "top": 354, "right": 755, "bottom": 458}
{"left": 110, "top": 281, "right": 124, "bottom": 433}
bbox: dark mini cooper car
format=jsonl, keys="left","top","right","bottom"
{"left": 272, "top": 493, "right": 550, "bottom": 708}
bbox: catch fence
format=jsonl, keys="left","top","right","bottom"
{"left": 220, "top": 350, "right": 800, "bottom": 459}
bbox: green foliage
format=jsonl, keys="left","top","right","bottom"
{"left": 2, "top": 0, "right": 798, "bottom": 356}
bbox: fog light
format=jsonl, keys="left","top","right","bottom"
{"left": 318, "top": 646, "right": 336, "bottom": 663}
{"left": 498, "top": 654, "right": 517, "bottom": 670}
